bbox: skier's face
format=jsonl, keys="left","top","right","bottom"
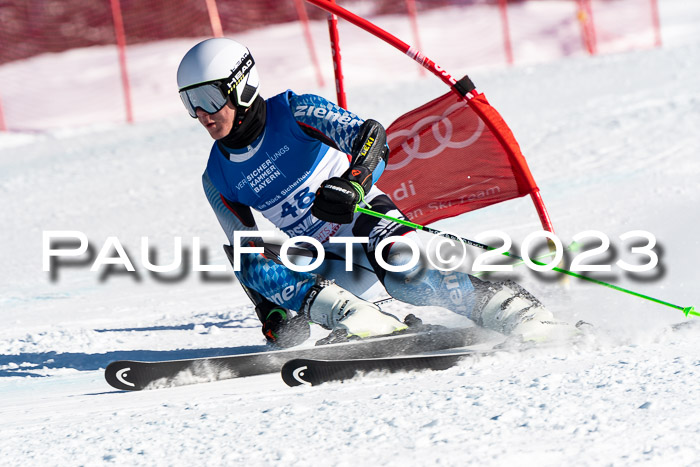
{"left": 196, "top": 99, "right": 237, "bottom": 140}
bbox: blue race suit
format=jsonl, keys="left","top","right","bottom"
{"left": 203, "top": 91, "right": 477, "bottom": 319}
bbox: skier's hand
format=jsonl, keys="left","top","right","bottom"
{"left": 312, "top": 177, "right": 362, "bottom": 224}
{"left": 312, "top": 166, "right": 372, "bottom": 224}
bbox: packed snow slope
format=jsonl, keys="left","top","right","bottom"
{"left": 1, "top": 1, "right": 699, "bottom": 466}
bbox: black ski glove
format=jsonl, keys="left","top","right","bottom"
{"left": 312, "top": 166, "right": 372, "bottom": 224}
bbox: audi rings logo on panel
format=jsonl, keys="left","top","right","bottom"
{"left": 386, "top": 102, "right": 485, "bottom": 171}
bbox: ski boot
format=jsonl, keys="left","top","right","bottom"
{"left": 474, "top": 280, "right": 578, "bottom": 343}
{"left": 258, "top": 303, "right": 311, "bottom": 348}
{"left": 302, "top": 280, "right": 408, "bottom": 342}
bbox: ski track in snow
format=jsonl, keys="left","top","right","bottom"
{"left": 1, "top": 327, "right": 699, "bottom": 466}
{"left": 1, "top": 0, "right": 700, "bottom": 465}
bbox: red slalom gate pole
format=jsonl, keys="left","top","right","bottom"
{"left": 305, "top": 0, "right": 556, "bottom": 235}
{"left": 307, "top": 0, "right": 467, "bottom": 96}
{"left": 530, "top": 188, "right": 554, "bottom": 233}
{"left": 294, "top": 0, "right": 325, "bottom": 88}
{"left": 650, "top": 0, "right": 662, "bottom": 48}
{"left": 577, "top": 0, "right": 597, "bottom": 55}
{"left": 498, "top": 0, "right": 514, "bottom": 65}
{"left": 0, "top": 94, "right": 7, "bottom": 131}
{"left": 205, "top": 0, "right": 224, "bottom": 37}
{"left": 109, "top": 0, "right": 134, "bottom": 124}
{"left": 404, "top": 0, "right": 425, "bottom": 76}
{"left": 326, "top": 0, "right": 347, "bottom": 108}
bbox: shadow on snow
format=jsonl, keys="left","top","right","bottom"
{"left": 94, "top": 318, "right": 259, "bottom": 333}
{"left": 0, "top": 344, "right": 270, "bottom": 378}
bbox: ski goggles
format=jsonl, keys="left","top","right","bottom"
{"left": 179, "top": 52, "right": 256, "bottom": 118}
{"left": 179, "top": 82, "right": 228, "bottom": 118}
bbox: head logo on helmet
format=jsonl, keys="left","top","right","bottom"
{"left": 224, "top": 52, "right": 255, "bottom": 102}
{"left": 177, "top": 38, "right": 260, "bottom": 112}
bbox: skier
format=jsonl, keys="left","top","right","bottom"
{"left": 177, "top": 38, "right": 575, "bottom": 347}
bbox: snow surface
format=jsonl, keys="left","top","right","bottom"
{"left": 1, "top": 0, "right": 699, "bottom": 465}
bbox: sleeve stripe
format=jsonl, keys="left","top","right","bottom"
{"left": 220, "top": 194, "right": 256, "bottom": 227}
{"left": 296, "top": 121, "right": 339, "bottom": 149}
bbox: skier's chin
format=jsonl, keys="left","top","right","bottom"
{"left": 206, "top": 122, "right": 228, "bottom": 140}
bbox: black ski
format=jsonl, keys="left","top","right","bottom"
{"left": 281, "top": 349, "right": 488, "bottom": 386}
{"left": 280, "top": 335, "right": 580, "bottom": 386}
{"left": 105, "top": 326, "right": 488, "bottom": 391}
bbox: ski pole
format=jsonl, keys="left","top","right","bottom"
{"left": 355, "top": 206, "right": 697, "bottom": 318}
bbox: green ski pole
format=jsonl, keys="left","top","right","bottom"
{"left": 355, "top": 206, "right": 697, "bottom": 318}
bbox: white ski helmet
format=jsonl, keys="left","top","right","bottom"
{"left": 177, "top": 38, "right": 260, "bottom": 116}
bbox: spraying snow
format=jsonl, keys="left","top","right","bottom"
{"left": 1, "top": 0, "right": 699, "bottom": 465}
